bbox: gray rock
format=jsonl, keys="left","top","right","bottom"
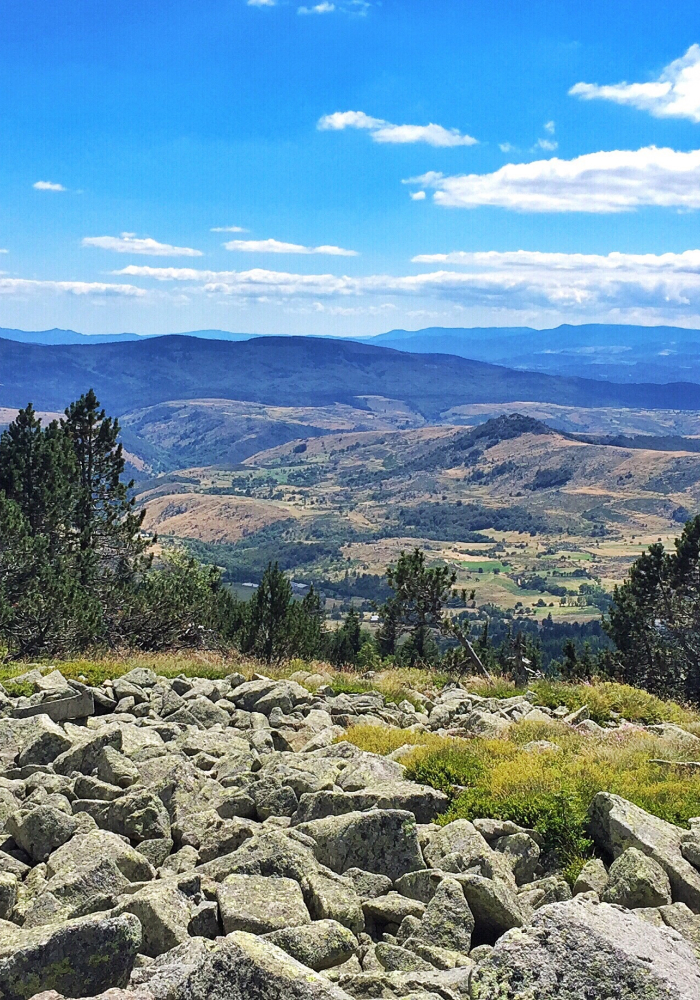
{"left": 130, "top": 937, "right": 215, "bottom": 1000}
{"left": 457, "top": 873, "right": 524, "bottom": 945}
{"left": 414, "top": 878, "right": 473, "bottom": 954}
{"left": 16, "top": 716, "right": 73, "bottom": 768}
{"left": 197, "top": 828, "right": 317, "bottom": 882}
{"left": 6, "top": 806, "right": 78, "bottom": 863}
{"left": 53, "top": 726, "right": 122, "bottom": 776}
{"left": 394, "top": 869, "right": 444, "bottom": 904}
{"left": 95, "top": 746, "right": 139, "bottom": 788}
{"left": 422, "top": 819, "right": 504, "bottom": 879}
{"left": 362, "top": 892, "right": 426, "bottom": 927}
{"left": 196, "top": 817, "right": 255, "bottom": 863}
{"left": 296, "top": 810, "right": 424, "bottom": 881}
{"left": 136, "top": 838, "right": 174, "bottom": 869}
{"left": 0, "top": 873, "right": 17, "bottom": 921}
{"left": 302, "top": 869, "right": 365, "bottom": 936}
{"left": 106, "top": 788, "right": 171, "bottom": 843}
{"left": 47, "top": 829, "right": 156, "bottom": 883}
{"left": 73, "top": 775, "right": 124, "bottom": 802}
{"left": 493, "top": 832, "right": 540, "bottom": 886}
{"left": 469, "top": 896, "right": 700, "bottom": 999}
{"left": 375, "top": 943, "right": 433, "bottom": 972}
{"left": 112, "top": 880, "right": 193, "bottom": 957}
{"left": 266, "top": 919, "right": 357, "bottom": 971}
{"left": 217, "top": 874, "right": 310, "bottom": 935}
{"left": 590, "top": 792, "right": 700, "bottom": 911}
{"left": 573, "top": 857, "right": 608, "bottom": 896}
{"left": 603, "top": 847, "right": 673, "bottom": 908}
{"left": 23, "top": 856, "right": 129, "bottom": 927}
{"left": 0, "top": 911, "right": 142, "bottom": 1000}
{"left": 175, "top": 930, "right": 354, "bottom": 999}
{"left": 343, "top": 868, "right": 392, "bottom": 902}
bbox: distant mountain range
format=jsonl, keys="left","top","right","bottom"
{"left": 3, "top": 323, "right": 700, "bottom": 384}
{"left": 0, "top": 327, "right": 254, "bottom": 346}
{"left": 373, "top": 324, "right": 700, "bottom": 384}
{"left": 2, "top": 334, "right": 700, "bottom": 421}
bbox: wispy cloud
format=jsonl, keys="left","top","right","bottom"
{"left": 223, "top": 238, "right": 358, "bottom": 256}
{"left": 318, "top": 110, "right": 478, "bottom": 147}
{"left": 298, "top": 2, "right": 335, "bottom": 12}
{"left": 404, "top": 147, "right": 700, "bottom": 213}
{"left": 33, "top": 181, "right": 66, "bottom": 192}
{"left": 410, "top": 191, "right": 426, "bottom": 201}
{"left": 114, "top": 250, "right": 700, "bottom": 322}
{"left": 0, "top": 278, "right": 145, "bottom": 297}
{"left": 247, "top": 0, "right": 276, "bottom": 6}
{"left": 82, "top": 233, "right": 203, "bottom": 256}
{"left": 570, "top": 45, "right": 700, "bottom": 122}
{"left": 211, "top": 226, "right": 248, "bottom": 233}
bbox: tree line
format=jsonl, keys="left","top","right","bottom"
{"left": 1, "top": 393, "right": 699, "bottom": 704}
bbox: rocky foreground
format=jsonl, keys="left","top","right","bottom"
{"left": 0, "top": 668, "right": 700, "bottom": 999}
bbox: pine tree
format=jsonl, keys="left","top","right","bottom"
{"left": 242, "top": 562, "right": 294, "bottom": 664}
{"left": 379, "top": 548, "right": 456, "bottom": 665}
{"left": 0, "top": 404, "right": 76, "bottom": 548}
{"left": 605, "top": 516, "right": 700, "bottom": 700}
{"left": 62, "top": 390, "right": 150, "bottom": 590}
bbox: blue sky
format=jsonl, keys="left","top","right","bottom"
{"left": 2, "top": 0, "right": 700, "bottom": 335}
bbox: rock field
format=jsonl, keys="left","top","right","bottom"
{"left": 0, "top": 666, "right": 700, "bottom": 998}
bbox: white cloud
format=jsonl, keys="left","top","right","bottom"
{"left": 0, "top": 249, "right": 7, "bottom": 254}
{"left": 82, "top": 233, "right": 203, "bottom": 256}
{"left": 0, "top": 278, "right": 145, "bottom": 297}
{"left": 112, "top": 250, "right": 700, "bottom": 321}
{"left": 318, "top": 110, "right": 477, "bottom": 147}
{"left": 210, "top": 226, "right": 248, "bottom": 232}
{"left": 410, "top": 190, "right": 426, "bottom": 201}
{"left": 298, "top": 2, "right": 335, "bottom": 12}
{"left": 223, "top": 238, "right": 358, "bottom": 256}
{"left": 499, "top": 142, "right": 516, "bottom": 153}
{"left": 536, "top": 138, "right": 558, "bottom": 151}
{"left": 247, "top": 0, "right": 276, "bottom": 6}
{"left": 404, "top": 146, "right": 700, "bottom": 213}
{"left": 33, "top": 181, "right": 66, "bottom": 191}
{"left": 570, "top": 45, "right": 700, "bottom": 122}
{"left": 544, "top": 120, "right": 556, "bottom": 134}
{"left": 114, "top": 265, "right": 356, "bottom": 298}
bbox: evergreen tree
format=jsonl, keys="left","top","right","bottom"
{"left": 379, "top": 548, "right": 456, "bottom": 665}
{"left": 242, "top": 562, "right": 294, "bottom": 664}
{"left": 0, "top": 404, "right": 76, "bottom": 547}
{"left": 287, "top": 585, "right": 326, "bottom": 661}
{"left": 330, "top": 607, "right": 363, "bottom": 667}
{"left": 62, "top": 390, "right": 149, "bottom": 588}
{"left": 605, "top": 516, "right": 700, "bottom": 700}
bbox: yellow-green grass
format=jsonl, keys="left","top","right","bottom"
{"left": 2, "top": 652, "right": 697, "bottom": 729}
{"left": 343, "top": 719, "right": 700, "bottom": 878}
{"left": 0, "top": 655, "right": 436, "bottom": 708}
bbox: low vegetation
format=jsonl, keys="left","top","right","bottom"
{"left": 344, "top": 715, "right": 700, "bottom": 880}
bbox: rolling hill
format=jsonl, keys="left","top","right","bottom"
{"left": 133, "top": 414, "right": 700, "bottom": 615}
{"left": 4, "top": 334, "right": 700, "bottom": 421}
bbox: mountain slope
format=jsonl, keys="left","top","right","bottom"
{"left": 4, "top": 335, "right": 700, "bottom": 419}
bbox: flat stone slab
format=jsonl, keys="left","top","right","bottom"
{"left": 11, "top": 690, "right": 94, "bottom": 723}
